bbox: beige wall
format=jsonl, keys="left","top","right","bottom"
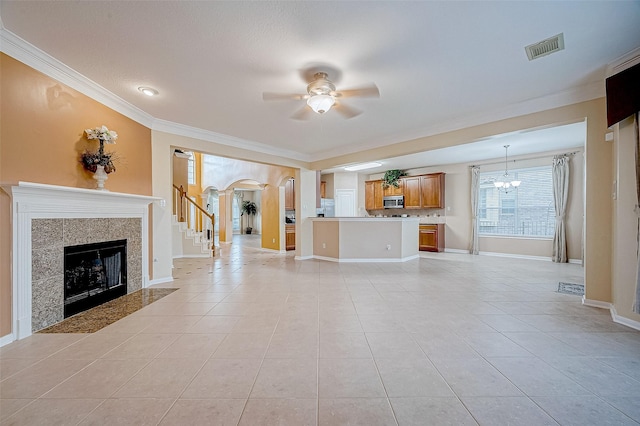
{"left": 0, "top": 54, "right": 153, "bottom": 338}
{"left": 611, "top": 115, "right": 640, "bottom": 322}
{"left": 312, "top": 219, "right": 418, "bottom": 260}
{"left": 313, "top": 221, "right": 340, "bottom": 258}
{"left": 322, "top": 173, "right": 335, "bottom": 199}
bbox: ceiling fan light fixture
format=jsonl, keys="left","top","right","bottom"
{"left": 307, "top": 94, "right": 335, "bottom": 114}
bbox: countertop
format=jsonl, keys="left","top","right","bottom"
{"left": 311, "top": 216, "right": 420, "bottom": 222}
{"left": 311, "top": 216, "right": 446, "bottom": 224}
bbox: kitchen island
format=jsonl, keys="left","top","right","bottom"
{"left": 310, "top": 217, "right": 420, "bottom": 262}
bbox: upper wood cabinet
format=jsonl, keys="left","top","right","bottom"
{"left": 320, "top": 181, "right": 326, "bottom": 199}
{"left": 420, "top": 173, "right": 445, "bottom": 208}
{"left": 383, "top": 180, "right": 404, "bottom": 196}
{"left": 364, "top": 173, "right": 445, "bottom": 211}
{"left": 402, "top": 176, "right": 422, "bottom": 209}
{"left": 285, "top": 178, "right": 295, "bottom": 210}
{"left": 365, "top": 180, "right": 384, "bottom": 210}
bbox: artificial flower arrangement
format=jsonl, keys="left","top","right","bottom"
{"left": 80, "top": 125, "right": 118, "bottom": 173}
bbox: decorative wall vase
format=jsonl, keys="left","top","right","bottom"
{"left": 93, "top": 165, "right": 109, "bottom": 191}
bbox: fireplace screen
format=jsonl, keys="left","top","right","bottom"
{"left": 64, "top": 239, "right": 127, "bottom": 317}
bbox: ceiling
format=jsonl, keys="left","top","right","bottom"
{"left": 325, "top": 121, "right": 587, "bottom": 174}
{"left": 1, "top": 1, "right": 639, "bottom": 166}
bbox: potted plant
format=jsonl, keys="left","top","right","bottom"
{"left": 382, "top": 169, "right": 407, "bottom": 189}
{"left": 241, "top": 200, "right": 258, "bottom": 234}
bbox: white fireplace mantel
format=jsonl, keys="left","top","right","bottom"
{"left": 2, "top": 182, "right": 162, "bottom": 342}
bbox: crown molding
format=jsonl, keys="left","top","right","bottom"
{"left": 0, "top": 28, "right": 155, "bottom": 128}
{"left": 0, "top": 27, "right": 312, "bottom": 163}
{"left": 309, "top": 80, "right": 604, "bottom": 162}
{"left": 152, "top": 119, "right": 311, "bottom": 163}
{"left": 606, "top": 46, "right": 640, "bottom": 78}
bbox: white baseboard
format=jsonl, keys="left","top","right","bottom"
{"left": 172, "top": 254, "right": 211, "bottom": 259}
{"left": 479, "top": 251, "right": 553, "bottom": 262}
{"left": 582, "top": 298, "right": 640, "bottom": 332}
{"left": 259, "top": 247, "right": 286, "bottom": 254}
{"left": 312, "top": 254, "right": 419, "bottom": 263}
{"left": 444, "top": 248, "right": 470, "bottom": 254}
{"left": 443, "top": 248, "right": 583, "bottom": 264}
{"left": 148, "top": 276, "right": 174, "bottom": 286}
{"left": 0, "top": 333, "right": 16, "bottom": 347}
{"left": 295, "top": 255, "right": 314, "bottom": 260}
{"left": 582, "top": 297, "right": 612, "bottom": 310}
{"left": 611, "top": 305, "right": 640, "bottom": 331}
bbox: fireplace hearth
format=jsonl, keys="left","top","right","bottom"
{"left": 64, "top": 239, "right": 128, "bottom": 317}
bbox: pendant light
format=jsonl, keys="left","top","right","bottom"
{"left": 493, "top": 145, "right": 521, "bottom": 193}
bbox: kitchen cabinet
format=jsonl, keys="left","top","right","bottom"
{"left": 320, "top": 181, "right": 326, "bottom": 199}
{"left": 402, "top": 176, "right": 421, "bottom": 209}
{"left": 365, "top": 180, "right": 384, "bottom": 210}
{"left": 285, "top": 224, "right": 295, "bottom": 251}
{"left": 420, "top": 173, "right": 445, "bottom": 208}
{"left": 419, "top": 224, "right": 445, "bottom": 252}
{"left": 383, "top": 181, "right": 404, "bottom": 196}
{"left": 285, "top": 178, "right": 295, "bottom": 210}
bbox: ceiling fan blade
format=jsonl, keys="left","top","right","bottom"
{"left": 291, "top": 105, "right": 314, "bottom": 121}
{"left": 334, "top": 102, "right": 362, "bottom": 119}
{"left": 335, "top": 84, "right": 380, "bottom": 98}
{"left": 262, "top": 92, "right": 307, "bottom": 101}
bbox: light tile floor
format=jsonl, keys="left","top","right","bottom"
{"left": 2, "top": 242, "right": 640, "bottom": 425}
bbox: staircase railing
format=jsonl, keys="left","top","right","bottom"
{"left": 173, "top": 184, "right": 215, "bottom": 254}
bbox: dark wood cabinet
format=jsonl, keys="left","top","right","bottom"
{"left": 285, "top": 178, "right": 295, "bottom": 210}
{"left": 419, "top": 224, "right": 445, "bottom": 252}
{"left": 402, "top": 176, "right": 421, "bottom": 209}
{"left": 365, "top": 180, "right": 384, "bottom": 210}
{"left": 420, "top": 173, "right": 445, "bottom": 208}
{"left": 285, "top": 224, "right": 295, "bottom": 250}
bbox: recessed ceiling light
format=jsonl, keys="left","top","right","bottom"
{"left": 344, "top": 162, "right": 382, "bottom": 171}
{"left": 138, "top": 86, "right": 159, "bottom": 97}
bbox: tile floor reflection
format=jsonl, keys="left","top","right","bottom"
{"left": 2, "top": 243, "right": 640, "bottom": 425}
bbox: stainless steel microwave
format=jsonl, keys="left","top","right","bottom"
{"left": 383, "top": 195, "right": 404, "bottom": 209}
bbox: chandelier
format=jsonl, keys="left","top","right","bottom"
{"left": 493, "top": 145, "right": 521, "bottom": 193}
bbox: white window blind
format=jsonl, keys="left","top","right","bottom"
{"left": 479, "top": 166, "right": 555, "bottom": 237}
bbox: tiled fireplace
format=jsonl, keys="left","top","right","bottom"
{"left": 3, "top": 182, "right": 159, "bottom": 341}
{"left": 32, "top": 219, "right": 139, "bottom": 331}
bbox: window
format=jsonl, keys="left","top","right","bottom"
{"left": 232, "top": 192, "right": 241, "bottom": 232}
{"left": 187, "top": 152, "right": 195, "bottom": 185}
{"left": 478, "top": 166, "right": 555, "bottom": 237}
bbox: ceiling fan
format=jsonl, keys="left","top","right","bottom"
{"left": 263, "top": 71, "right": 380, "bottom": 120}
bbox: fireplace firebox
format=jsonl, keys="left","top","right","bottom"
{"left": 64, "top": 239, "right": 127, "bottom": 317}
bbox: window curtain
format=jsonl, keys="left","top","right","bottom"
{"left": 633, "top": 113, "right": 640, "bottom": 314}
{"left": 470, "top": 166, "right": 480, "bottom": 255}
{"left": 552, "top": 155, "right": 570, "bottom": 263}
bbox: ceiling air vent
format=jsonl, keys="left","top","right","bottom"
{"left": 525, "top": 33, "right": 565, "bottom": 61}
